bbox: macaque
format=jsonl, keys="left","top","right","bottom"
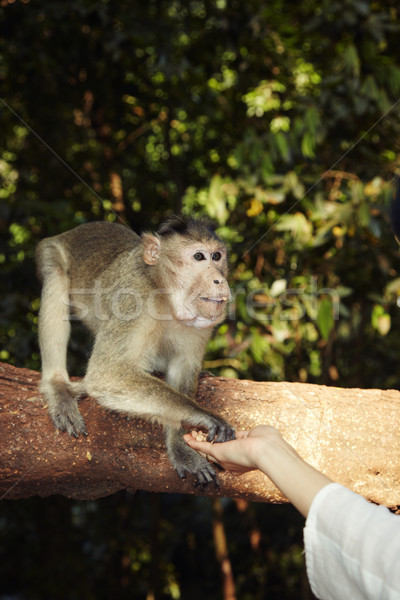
{"left": 36, "top": 215, "right": 235, "bottom": 487}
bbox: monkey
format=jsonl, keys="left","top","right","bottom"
{"left": 36, "top": 215, "right": 235, "bottom": 487}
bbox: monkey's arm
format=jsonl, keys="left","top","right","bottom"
{"left": 84, "top": 329, "right": 234, "bottom": 486}
{"left": 85, "top": 363, "right": 233, "bottom": 440}
{"left": 162, "top": 351, "right": 228, "bottom": 485}
{"left": 85, "top": 365, "right": 234, "bottom": 485}
{"left": 83, "top": 322, "right": 232, "bottom": 436}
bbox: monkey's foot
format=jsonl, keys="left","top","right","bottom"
{"left": 175, "top": 452, "right": 220, "bottom": 489}
{"left": 45, "top": 384, "right": 87, "bottom": 437}
{"left": 166, "top": 429, "right": 220, "bottom": 488}
{"left": 50, "top": 397, "right": 88, "bottom": 437}
{"left": 52, "top": 410, "right": 87, "bottom": 437}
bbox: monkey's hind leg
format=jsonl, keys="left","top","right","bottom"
{"left": 165, "top": 427, "right": 219, "bottom": 488}
{"left": 38, "top": 261, "right": 87, "bottom": 437}
{"left": 42, "top": 375, "right": 87, "bottom": 437}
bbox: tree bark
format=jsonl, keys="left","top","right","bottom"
{"left": 0, "top": 362, "right": 399, "bottom": 509}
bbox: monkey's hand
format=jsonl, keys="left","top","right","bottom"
{"left": 166, "top": 427, "right": 222, "bottom": 488}
{"left": 185, "top": 412, "right": 236, "bottom": 444}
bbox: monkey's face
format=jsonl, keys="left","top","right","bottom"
{"left": 154, "top": 237, "right": 230, "bottom": 329}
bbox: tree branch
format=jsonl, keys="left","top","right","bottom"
{"left": 1, "top": 362, "right": 399, "bottom": 509}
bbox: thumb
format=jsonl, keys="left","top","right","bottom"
{"left": 183, "top": 433, "right": 213, "bottom": 452}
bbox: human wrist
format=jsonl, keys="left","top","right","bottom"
{"left": 248, "top": 428, "right": 291, "bottom": 475}
{"left": 253, "top": 433, "right": 332, "bottom": 517}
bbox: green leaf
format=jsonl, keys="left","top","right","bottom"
{"left": 358, "top": 202, "right": 370, "bottom": 227}
{"left": 371, "top": 305, "right": 391, "bottom": 336}
{"left": 360, "top": 75, "right": 380, "bottom": 101}
{"left": 275, "top": 131, "right": 290, "bottom": 161}
{"left": 317, "top": 297, "right": 334, "bottom": 340}
{"left": 344, "top": 44, "right": 360, "bottom": 76}
{"left": 301, "top": 131, "right": 315, "bottom": 158}
{"left": 274, "top": 212, "right": 313, "bottom": 244}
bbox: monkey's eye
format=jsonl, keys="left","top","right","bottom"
{"left": 212, "top": 252, "right": 222, "bottom": 261}
{"left": 193, "top": 252, "right": 206, "bottom": 261}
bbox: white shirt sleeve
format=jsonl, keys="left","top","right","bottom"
{"left": 304, "top": 482, "right": 400, "bottom": 600}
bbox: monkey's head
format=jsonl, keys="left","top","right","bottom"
{"left": 141, "top": 215, "right": 230, "bottom": 329}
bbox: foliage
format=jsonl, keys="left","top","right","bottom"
{"left": 1, "top": 0, "right": 400, "bottom": 597}
{"left": 1, "top": 0, "right": 400, "bottom": 388}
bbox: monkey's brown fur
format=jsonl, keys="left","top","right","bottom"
{"left": 36, "top": 215, "right": 235, "bottom": 487}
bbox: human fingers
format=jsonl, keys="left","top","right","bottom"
{"left": 183, "top": 433, "right": 258, "bottom": 474}
{"left": 183, "top": 434, "right": 216, "bottom": 458}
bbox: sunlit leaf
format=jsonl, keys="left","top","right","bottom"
{"left": 317, "top": 297, "right": 334, "bottom": 340}
{"left": 371, "top": 304, "right": 391, "bottom": 336}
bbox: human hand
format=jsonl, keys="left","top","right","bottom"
{"left": 184, "top": 424, "right": 333, "bottom": 517}
{"left": 183, "top": 424, "right": 282, "bottom": 476}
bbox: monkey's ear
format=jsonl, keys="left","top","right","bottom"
{"left": 142, "top": 233, "right": 161, "bottom": 265}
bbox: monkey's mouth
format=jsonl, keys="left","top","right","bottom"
{"left": 200, "top": 296, "right": 228, "bottom": 304}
